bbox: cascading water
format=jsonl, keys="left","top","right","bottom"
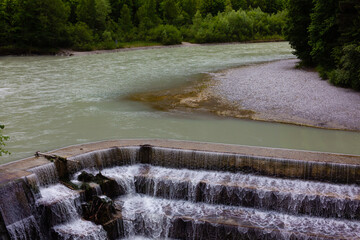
{"left": 36, "top": 182, "right": 108, "bottom": 240}
{"left": 1, "top": 144, "right": 360, "bottom": 240}
{"left": 0, "top": 178, "right": 42, "bottom": 240}
{"left": 68, "top": 147, "right": 140, "bottom": 175}
{"left": 92, "top": 164, "right": 360, "bottom": 220}
{"left": 29, "top": 162, "right": 59, "bottom": 186}
{"left": 74, "top": 164, "right": 360, "bottom": 239}
{"left": 5, "top": 216, "right": 41, "bottom": 240}
{"left": 114, "top": 194, "right": 360, "bottom": 240}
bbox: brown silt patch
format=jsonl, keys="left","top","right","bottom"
{"left": 126, "top": 77, "right": 255, "bottom": 119}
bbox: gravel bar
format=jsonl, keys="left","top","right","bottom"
{"left": 211, "top": 59, "right": 360, "bottom": 131}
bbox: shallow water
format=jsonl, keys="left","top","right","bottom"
{"left": 1, "top": 42, "right": 359, "bottom": 163}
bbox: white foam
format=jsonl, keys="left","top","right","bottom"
{"left": 0, "top": 88, "right": 13, "bottom": 98}
{"left": 53, "top": 219, "right": 108, "bottom": 240}
{"left": 37, "top": 184, "right": 78, "bottom": 205}
{"left": 115, "top": 194, "right": 360, "bottom": 239}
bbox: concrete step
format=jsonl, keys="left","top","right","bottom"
{"left": 113, "top": 194, "right": 360, "bottom": 240}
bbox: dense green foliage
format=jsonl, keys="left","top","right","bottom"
{"left": 308, "top": 0, "right": 340, "bottom": 74}
{"left": 0, "top": 0, "right": 288, "bottom": 52}
{"left": 286, "top": 0, "right": 313, "bottom": 66}
{"left": 330, "top": 44, "right": 360, "bottom": 90}
{"left": 183, "top": 8, "right": 287, "bottom": 43}
{"left": 0, "top": 124, "right": 9, "bottom": 156}
{"left": 286, "top": 0, "right": 360, "bottom": 90}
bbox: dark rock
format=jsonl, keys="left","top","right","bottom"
{"left": 103, "top": 216, "right": 125, "bottom": 240}
{"left": 100, "top": 178, "right": 125, "bottom": 198}
{"left": 78, "top": 171, "right": 95, "bottom": 182}
{"left": 83, "top": 196, "right": 116, "bottom": 225}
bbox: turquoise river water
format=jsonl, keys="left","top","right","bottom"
{"left": 1, "top": 42, "right": 359, "bottom": 163}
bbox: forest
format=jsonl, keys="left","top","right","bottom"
{"left": 0, "top": 0, "right": 288, "bottom": 52}
{"left": 287, "top": 0, "right": 360, "bottom": 90}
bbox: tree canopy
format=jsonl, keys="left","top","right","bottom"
{"left": 286, "top": 0, "right": 360, "bottom": 90}
{"left": 0, "top": 0, "right": 288, "bottom": 52}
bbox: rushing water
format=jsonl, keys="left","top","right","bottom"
{"left": 78, "top": 164, "right": 360, "bottom": 220}
{"left": 68, "top": 162, "right": 360, "bottom": 239}
{"left": 1, "top": 42, "right": 360, "bottom": 163}
{"left": 2, "top": 146, "right": 359, "bottom": 239}
{"left": 37, "top": 184, "right": 108, "bottom": 240}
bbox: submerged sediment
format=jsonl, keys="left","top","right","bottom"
{"left": 0, "top": 140, "right": 360, "bottom": 239}
{"left": 128, "top": 59, "right": 360, "bottom": 131}
{"left": 127, "top": 76, "right": 255, "bottom": 119}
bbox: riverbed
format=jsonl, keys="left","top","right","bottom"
{"left": 1, "top": 42, "right": 360, "bottom": 163}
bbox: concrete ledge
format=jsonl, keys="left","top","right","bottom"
{"left": 1, "top": 139, "right": 360, "bottom": 185}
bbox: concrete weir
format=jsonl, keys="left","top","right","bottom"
{"left": 0, "top": 139, "right": 360, "bottom": 239}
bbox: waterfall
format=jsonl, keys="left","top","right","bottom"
{"left": 0, "top": 179, "right": 42, "bottom": 240}
{"left": 37, "top": 184, "right": 81, "bottom": 225}
{"left": 36, "top": 184, "right": 108, "bottom": 240}
{"left": 151, "top": 147, "right": 360, "bottom": 184}
{"left": 6, "top": 216, "right": 42, "bottom": 240}
{"left": 52, "top": 219, "right": 108, "bottom": 240}
{"left": 67, "top": 146, "right": 140, "bottom": 175}
{"left": 79, "top": 164, "right": 360, "bottom": 220}
{"left": 28, "top": 162, "right": 59, "bottom": 186}
{"left": 114, "top": 194, "right": 360, "bottom": 240}
{"left": 1, "top": 144, "right": 360, "bottom": 240}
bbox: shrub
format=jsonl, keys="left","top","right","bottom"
{"left": 330, "top": 44, "right": 360, "bottom": 90}
{"left": 148, "top": 25, "right": 182, "bottom": 45}
{"left": 69, "top": 22, "right": 94, "bottom": 50}
{"left": 0, "top": 124, "right": 10, "bottom": 156}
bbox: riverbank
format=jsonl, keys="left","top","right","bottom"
{"left": 0, "top": 40, "right": 285, "bottom": 57}
{"left": 130, "top": 59, "right": 360, "bottom": 131}
{"left": 212, "top": 59, "right": 360, "bottom": 131}
{"left": 59, "top": 40, "right": 285, "bottom": 56}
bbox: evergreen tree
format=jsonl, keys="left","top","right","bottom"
{"left": 119, "top": 4, "right": 133, "bottom": 32}
{"left": 230, "top": 0, "right": 247, "bottom": 11}
{"left": 17, "top": 0, "right": 70, "bottom": 47}
{"left": 286, "top": 0, "right": 314, "bottom": 66}
{"left": 308, "top": 0, "right": 340, "bottom": 72}
{"left": 136, "top": 0, "right": 160, "bottom": 30}
{"left": 108, "top": 0, "right": 133, "bottom": 22}
{"left": 77, "top": 0, "right": 110, "bottom": 31}
{"left": 179, "top": 0, "right": 197, "bottom": 23}
{"left": 64, "top": 0, "right": 80, "bottom": 23}
{"left": 161, "top": 0, "right": 180, "bottom": 25}
{"left": 95, "top": 0, "right": 111, "bottom": 30}
{"left": 199, "top": 0, "right": 225, "bottom": 16}
{"left": 225, "top": 0, "right": 233, "bottom": 12}
{"left": 77, "top": 0, "right": 96, "bottom": 29}
{"left": 0, "top": 0, "right": 21, "bottom": 45}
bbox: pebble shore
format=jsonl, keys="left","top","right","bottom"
{"left": 211, "top": 59, "right": 360, "bottom": 131}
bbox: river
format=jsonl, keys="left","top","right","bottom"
{"left": 1, "top": 42, "right": 359, "bottom": 164}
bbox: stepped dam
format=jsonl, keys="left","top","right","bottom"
{"left": 0, "top": 139, "right": 359, "bottom": 239}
